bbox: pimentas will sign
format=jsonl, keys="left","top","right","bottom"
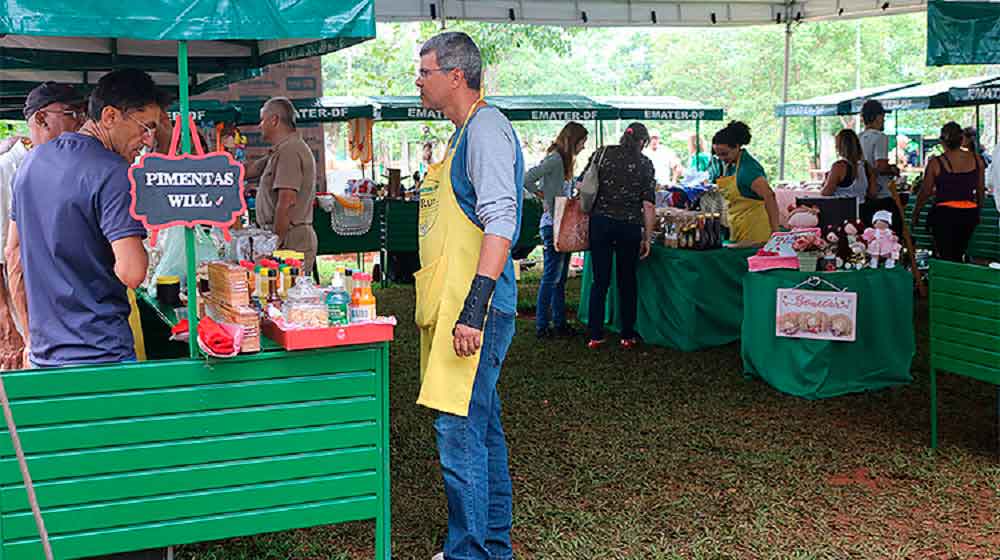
{"left": 129, "top": 152, "right": 246, "bottom": 243}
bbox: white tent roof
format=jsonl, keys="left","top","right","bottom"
{"left": 374, "top": 0, "right": 927, "bottom": 27}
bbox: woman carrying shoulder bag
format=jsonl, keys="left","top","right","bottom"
{"left": 584, "top": 122, "right": 656, "bottom": 350}
{"left": 524, "top": 122, "right": 588, "bottom": 338}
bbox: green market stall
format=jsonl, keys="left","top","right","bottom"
{"left": 741, "top": 268, "right": 915, "bottom": 399}
{"left": 578, "top": 246, "right": 757, "bottom": 351}
{"left": 0, "top": 4, "right": 397, "bottom": 560}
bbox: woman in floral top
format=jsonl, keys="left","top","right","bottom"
{"left": 583, "top": 122, "right": 656, "bottom": 350}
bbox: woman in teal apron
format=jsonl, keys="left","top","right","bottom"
{"left": 707, "top": 121, "right": 779, "bottom": 244}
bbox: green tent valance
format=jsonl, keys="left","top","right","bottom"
{"left": 232, "top": 97, "right": 375, "bottom": 125}
{"left": 851, "top": 75, "right": 1000, "bottom": 113}
{"left": 927, "top": 0, "right": 1000, "bottom": 66}
{"left": 596, "top": 95, "right": 724, "bottom": 121}
{"left": 489, "top": 95, "right": 618, "bottom": 121}
{"left": 371, "top": 95, "right": 720, "bottom": 123}
{"left": 949, "top": 76, "right": 1000, "bottom": 103}
{"left": 774, "top": 83, "right": 917, "bottom": 117}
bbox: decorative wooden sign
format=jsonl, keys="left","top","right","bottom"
{"left": 129, "top": 115, "right": 246, "bottom": 244}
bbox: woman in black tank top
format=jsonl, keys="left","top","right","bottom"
{"left": 913, "top": 122, "right": 985, "bottom": 262}
{"left": 822, "top": 130, "right": 877, "bottom": 203}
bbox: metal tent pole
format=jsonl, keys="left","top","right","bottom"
{"left": 778, "top": 20, "right": 792, "bottom": 180}
{"left": 976, "top": 105, "right": 981, "bottom": 138}
{"left": 179, "top": 40, "right": 199, "bottom": 360}
{"left": 813, "top": 116, "right": 819, "bottom": 171}
{"left": 695, "top": 118, "right": 701, "bottom": 160}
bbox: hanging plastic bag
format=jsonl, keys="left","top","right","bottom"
{"left": 148, "top": 226, "right": 222, "bottom": 289}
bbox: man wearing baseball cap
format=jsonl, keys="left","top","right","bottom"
{"left": 0, "top": 81, "right": 85, "bottom": 370}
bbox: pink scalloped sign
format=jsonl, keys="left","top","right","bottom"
{"left": 128, "top": 115, "right": 246, "bottom": 245}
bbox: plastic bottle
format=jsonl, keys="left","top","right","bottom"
{"left": 278, "top": 264, "right": 291, "bottom": 299}
{"left": 254, "top": 265, "right": 267, "bottom": 305}
{"left": 267, "top": 269, "right": 281, "bottom": 306}
{"left": 326, "top": 272, "right": 351, "bottom": 326}
{"left": 344, "top": 268, "right": 355, "bottom": 295}
{"left": 349, "top": 272, "right": 377, "bottom": 323}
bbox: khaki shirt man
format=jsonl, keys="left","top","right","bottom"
{"left": 246, "top": 97, "right": 318, "bottom": 273}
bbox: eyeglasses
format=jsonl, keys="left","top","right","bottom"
{"left": 418, "top": 67, "right": 454, "bottom": 79}
{"left": 40, "top": 108, "right": 85, "bottom": 121}
{"left": 128, "top": 114, "right": 156, "bottom": 139}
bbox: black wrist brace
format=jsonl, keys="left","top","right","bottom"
{"left": 456, "top": 274, "right": 496, "bottom": 331}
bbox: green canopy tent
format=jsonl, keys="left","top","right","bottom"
{"left": 0, "top": 3, "right": 395, "bottom": 560}
{"left": 854, "top": 75, "right": 1000, "bottom": 145}
{"left": 926, "top": 0, "right": 1000, "bottom": 66}
{"left": 773, "top": 82, "right": 918, "bottom": 178}
{"left": 596, "top": 95, "right": 725, "bottom": 159}
{"left": 232, "top": 96, "right": 375, "bottom": 125}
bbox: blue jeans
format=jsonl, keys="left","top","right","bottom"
{"left": 536, "top": 225, "right": 570, "bottom": 333}
{"left": 588, "top": 214, "right": 642, "bottom": 342}
{"left": 435, "top": 308, "right": 516, "bottom": 560}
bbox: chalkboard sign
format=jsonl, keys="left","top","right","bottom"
{"left": 129, "top": 115, "right": 247, "bottom": 244}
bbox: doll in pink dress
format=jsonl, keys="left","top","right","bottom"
{"left": 863, "top": 210, "right": 902, "bottom": 269}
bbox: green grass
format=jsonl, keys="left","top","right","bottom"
{"left": 179, "top": 278, "right": 1000, "bottom": 559}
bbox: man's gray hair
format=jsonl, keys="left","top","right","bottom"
{"left": 420, "top": 32, "right": 482, "bottom": 91}
{"left": 264, "top": 96, "right": 297, "bottom": 129}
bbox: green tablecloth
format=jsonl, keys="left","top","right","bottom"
{"left": 577, "top": 245, "right": 757, "bottom": 351}
{"left": 741, "top": 268, "right": 915, "bottom": 399}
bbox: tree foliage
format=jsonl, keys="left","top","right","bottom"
{"left": 320, "top": 15, "right": 997, "bottom": 179}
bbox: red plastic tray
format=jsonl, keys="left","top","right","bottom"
{"left": 261, "top": 320, "right": 395, "bottom": 351}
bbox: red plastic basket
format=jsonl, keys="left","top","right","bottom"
{"left": 261, "top": 320, "right": 394, "bottom": 351}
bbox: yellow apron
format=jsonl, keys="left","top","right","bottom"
{"left": 415, "top": 101, "right": 486, "bottom": 417}
{"left": 127, "top": 288, "right": 146, "bottom": 362}
{"left": 717, "top": 151, "right": 771, "bottom": 243}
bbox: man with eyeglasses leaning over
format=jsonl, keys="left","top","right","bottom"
{"left": 0, "top": 82, "right": 86, "bottom": 370}
{"left": 8, "top": 69, "right": 157, "bottom": 380}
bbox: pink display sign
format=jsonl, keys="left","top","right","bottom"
{"left": 775, "top": 288, "right": 857, "bottom": 342}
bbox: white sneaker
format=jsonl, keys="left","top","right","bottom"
{"left": 432, "top": 554, "right": 445, "bottom": 560}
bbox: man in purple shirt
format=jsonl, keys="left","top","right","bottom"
{"left": 9, "top": 68, "right": 158, "bottom": 371}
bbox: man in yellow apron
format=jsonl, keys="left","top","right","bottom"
{"left": 708, "top": 121, "right": 779, "bottom": 244}
{"left": 415, "top": 32, "right": 524, "bottom": 560}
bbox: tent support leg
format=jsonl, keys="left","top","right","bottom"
{"left": 778, "top": 20, "right": 792, "bottom": 180}
{"left": 976, "top": 105, "right": 981, "bottom": 139}
{"left": 813, "top": 116, "right": 819, "bottom": 172}
{"left": 179, "top": 40, "right": 199, "bottom": 360}
{"left": 695, "top": 119, "right": 701, "bottom": 158}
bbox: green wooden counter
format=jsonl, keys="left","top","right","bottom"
{"left": 928, "top": 260, "right": 1000, "bottom": 450}
{"left": 2, "top": 298, "right": 392, "bottom": 559}
{"left": 905, "top": 199, "right": 999, "bottom": 263}
{"left": 577, "top": 245, "right": 757, "bottom": 351}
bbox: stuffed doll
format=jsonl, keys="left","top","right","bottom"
{"left": 823, "top": 226, "right": 842, "bottom": 271}
{"left": 787, "top": 204, "right": 820, "bottom": 230}
{"left": 842, "top": 221, "right": 868, "bottom": 270}
{"left": 862, "top": 210, "right": 902, "bottom": 268}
